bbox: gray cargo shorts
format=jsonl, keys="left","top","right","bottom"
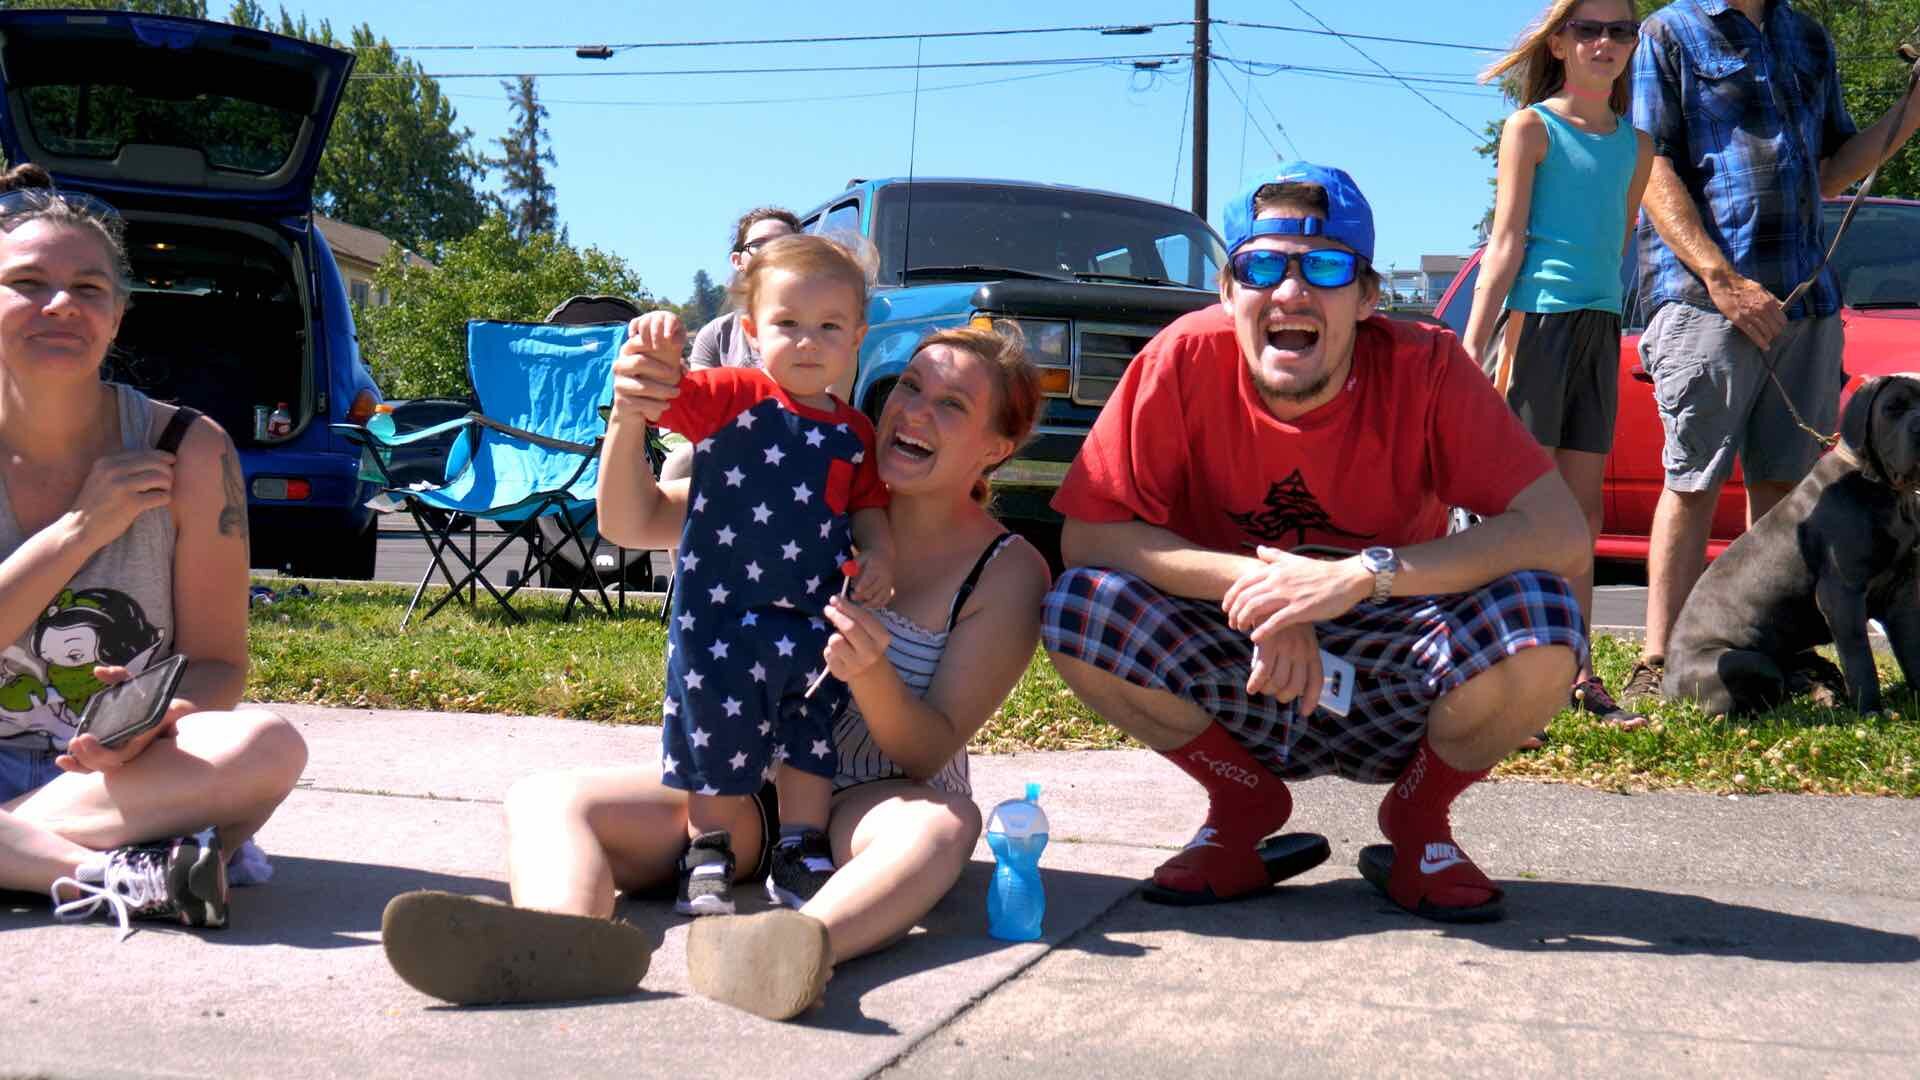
{"left": 1640, "top": 302, "right": 1844, "bottom": 492}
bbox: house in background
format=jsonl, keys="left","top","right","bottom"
{"left": 314, "top": 215, "right": 431, "bottom": 307}
{"left": 1383, "top": 254, "right": 1471, "bottom": 313}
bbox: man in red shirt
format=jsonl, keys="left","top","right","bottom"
{"left": 1044, "top": 163, "right": 1591, "bottom": 922}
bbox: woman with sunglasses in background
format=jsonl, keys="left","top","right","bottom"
{"left": 1462, "top": 0, "right": 1653, "bottom": 728}
{"left": 0, "top": 165, "right": 307, "bottom": 936}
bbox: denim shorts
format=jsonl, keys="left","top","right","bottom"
{"left": 0, "top": 745, "right": 65, "bottom": 804}
{"left": 1641, "top": 303, "right": 1844, "bottom": 491}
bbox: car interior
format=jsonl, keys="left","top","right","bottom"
{"left": 105, "top": 222, "right": 309, "bottom": 449}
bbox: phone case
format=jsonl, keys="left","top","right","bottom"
{"left": 75, "top": 654, "right": 187, "bottom": 749}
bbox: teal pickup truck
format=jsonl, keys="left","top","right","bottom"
{"left": 798, "top": 178, "right": 1227, "bottom": 544}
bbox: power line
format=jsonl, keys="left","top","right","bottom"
{"left": 1211, "top": 24, "right": 1301, "bottom": 159}
{"left": 1281, "top": 2, "right": 1486, "bottom": 140}
{"left": 351, "top": 52, "right": 1187, "bottom": 81}
{"left": 448, "top": 63, "right": 1118, "bottom": 109}
{"left": 1212, "top": 55, "right": 1494, "bottom": 91}
{"left": 389, "top": 21, "right": 1189, "bottom": 53}
{"left": 1209, "top": 58, "right": 1284, "bottom": 167}
{"left": 1218, "top": 18, "right": 1498, "bottom": 53}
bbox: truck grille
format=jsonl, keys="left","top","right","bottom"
{"left": 1071, "top": 322, "right": 1158, "bottom": 407}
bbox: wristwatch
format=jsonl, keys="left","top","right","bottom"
{"left": 1360, "top": 546, "right": 1399, "bottom": 604}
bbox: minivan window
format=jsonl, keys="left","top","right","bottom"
{"left": 23, "top": 84, "right": 301, "bottom": 175}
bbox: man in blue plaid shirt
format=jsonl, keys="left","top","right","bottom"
{"left": 1625, "top": 0, "right": 1920, "bottom": 705}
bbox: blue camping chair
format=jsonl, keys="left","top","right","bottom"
{"left": 340, "top": 319, "right": 626, "bottom": 626}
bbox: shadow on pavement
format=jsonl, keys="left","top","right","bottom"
{"left": 1068, "top": 876, "right": 1920, "bottom": 965}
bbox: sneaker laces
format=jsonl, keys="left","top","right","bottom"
{"left": 50, "top": 845, "right": 174, "bottom": 941}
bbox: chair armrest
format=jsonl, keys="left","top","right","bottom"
{"left": 468, "top": 414, "right": 599, "bottom": 456}
{"left": 331, "top": 416, "right": 475, "bottom": 449}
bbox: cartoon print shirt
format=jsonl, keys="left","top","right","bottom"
{"left": 658, "top": 367, "right": 887, "bottom": 613}
{"left": 0, "top": 384, "right": 176, "bottom": 749}
{"left": 1053, "top": 306, "right": 1552, "bottom": 554}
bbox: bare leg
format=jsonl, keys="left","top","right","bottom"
{"left": 1046, "top": 652, "right": 1212, "bottom": 750}
{"left": 0, "top": 810, "right": 96, "bottom": 893}
{"left": 1643, "top": 486, "right": 1721, "bottom": 661}
{"left": 802, "top": 779, "right": 982, "bottom": 964}
{"left": 775, "top": 769, "right": 831, "bottom": 834}
{"left": 1427, "top": 645, "right": 1577, "bottom": 769}
{"left": 1555, "top": 448, "right": 1607, "bottom": 680}
{"left": 504, "top": 766, "right": 766, "bottom": 918}
{"left": 5, "top": 708, "right": 306, "bottom": 888}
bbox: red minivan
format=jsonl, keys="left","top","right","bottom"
{"left": 1434, "top": 198, "right": 1920, "bottom": 562}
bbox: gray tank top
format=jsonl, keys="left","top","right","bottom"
{"left": 0, "top": 384, "right": 176, "bottom": 750}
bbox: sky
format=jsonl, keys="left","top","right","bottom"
{"left": 293, "top": 1, "right": 1545, "bottom": 305}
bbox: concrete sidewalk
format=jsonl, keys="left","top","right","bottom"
{"left": 4, "top": 706, "right": 1918, "bottom": 1079}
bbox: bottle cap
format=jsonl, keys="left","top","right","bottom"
{"left": 987, "top": 783, "right": 1048, "bottom": 838}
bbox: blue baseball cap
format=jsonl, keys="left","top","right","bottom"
{"left": 1222, "top": 162, "right": 1375, "bottom": 264}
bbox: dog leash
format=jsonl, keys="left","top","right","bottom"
{"left": 1765, "top": 29, "right": 1920, "bottom": 449}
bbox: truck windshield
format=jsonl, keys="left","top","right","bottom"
{"left": 871, "top": 182, "right": 1225, "bottom": 290}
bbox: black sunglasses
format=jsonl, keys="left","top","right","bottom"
{"left": 1563, "top": 18, "right": 1639, "bottom": 46}
{"left": 734, "top": 236, "right": 778, "bottom": 255}
{"left": 1229, "top": 248, "right": 1362, "bottom": 290}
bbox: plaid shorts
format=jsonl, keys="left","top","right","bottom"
{"left": 1042, "top": 567, "right": 1588, "bottom": 783}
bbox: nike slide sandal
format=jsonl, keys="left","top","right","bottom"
{"left": 382, "top": 891, "right": 658, "bottom": 1005}
{"left": 1140, "top": 832, "right": 1331, "bottom": 907}
{"left": 1356, "top": 844, "right": 1505, "bottom": 924}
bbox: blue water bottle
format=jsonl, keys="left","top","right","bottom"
{"left": 986, "top": 782, "right": 1049, "bottom": 941}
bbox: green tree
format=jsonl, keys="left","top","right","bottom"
{"left": 359, "top": 215, "right": 656, "bottom": 398}
{"left": 683, "top": 269, "right": 727, "bottom": 331}
{"left": 488, "top": 76, "right": 560, "bottom": 241}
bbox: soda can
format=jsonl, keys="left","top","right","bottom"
{"left": 253, "top": 405, "right": 271, "bottom": 442}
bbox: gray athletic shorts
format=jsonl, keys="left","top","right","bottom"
{"left": 1640, "top": 303, "right": 1844, "bottom": 492}
{"left": 1479, "top": 308, "right": 1621, "bottom": 454}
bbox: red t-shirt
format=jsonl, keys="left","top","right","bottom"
{"left": 1052, "top": 306, "right": 1551, "bottom": 553}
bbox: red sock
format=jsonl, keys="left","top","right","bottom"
{"left": 1378, "top": 738, "right": 1495, "bottom": 909}
{"left": 1163, "top": 724, "right": 1292, "bottom": 846}
{"left": 1151, "top": 724, "right": 1293, "bottom": 897}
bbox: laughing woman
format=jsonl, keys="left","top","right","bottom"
{"left": 382, "top": 321, "right": 1049, "bottom": 1019}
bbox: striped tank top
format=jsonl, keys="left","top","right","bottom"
{"left": 832, "top": 532, "right": 1017, "bottom": 796}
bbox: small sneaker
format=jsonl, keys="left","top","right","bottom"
{"left": 1571, "top": 675, "right": 1648, "bottom": 728}
{"left": 766, "top": 829, "right": 835, "bottom": 909}
{"left": 676, "top": 830, "right": 736, "bottom": 916}
{"left": 1619, "top": 657, "right": 1665, "bottom": 708}
{"left": 51, "top": 828, "right": 228, "bottom": 939}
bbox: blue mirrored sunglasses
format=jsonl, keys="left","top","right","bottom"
{"left": 1229, "top": 248, "right": 1361, "bottom": 289}
{"left": 0, "top": 187, "right": 123, "bottom": 229}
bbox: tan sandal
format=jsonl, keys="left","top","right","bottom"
{"left": 686, "top": 908, "right": 831, "bottom": 1020}
{"left": 381, "top": 890, "right": 657, "bottom": 1005}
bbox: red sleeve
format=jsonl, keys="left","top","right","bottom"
{"left": 1051, "top": 328, "right": 1189, "bottom": 526}
{"left": 843, "top": 408, "right": 889, "bottom": 511}
{"left": 1425, "top": 330, "right": 1554, "bottom": 515}
{"left": 657, "top": 368, "right": 773, "bottom": 443}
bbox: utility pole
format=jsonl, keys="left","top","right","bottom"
{"left": 1192, "top": 0, "right": 1209, "bottom": 219}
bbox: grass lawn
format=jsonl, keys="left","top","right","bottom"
{"left": 248, "top": 580, "right": 1919, "bottom": 797}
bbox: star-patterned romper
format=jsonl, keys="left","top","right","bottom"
{"left": 654, "top": 368, "right": 889, "bottom": 795}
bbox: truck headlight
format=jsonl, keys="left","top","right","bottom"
{"left": 970, "top": 315, "right": 1070, "bottom": 394}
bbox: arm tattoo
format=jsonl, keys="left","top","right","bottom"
{"left": 219, "top": 449, "right": 248, "bottom": 539}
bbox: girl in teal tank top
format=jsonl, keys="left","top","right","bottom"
{"left": 1463, "top": 0, "right": 1655, "bottom": 727}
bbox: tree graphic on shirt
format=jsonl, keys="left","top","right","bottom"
{"left": 1227, "top": 470, "right": 1375, "bottom": 548}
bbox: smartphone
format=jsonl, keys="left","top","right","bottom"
{"left": 74, "top": 654, "right": 187, "bottom": 749}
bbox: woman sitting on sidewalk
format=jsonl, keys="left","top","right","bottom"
{"left": 0, "top": 165, "right": 307, "bottom": 937}
{"left": 383, "top": 321, "right": 1050, "bottom": 1019}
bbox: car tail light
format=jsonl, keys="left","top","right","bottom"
{"left": 345, "top": 389, "right": 380, "bottom": 425}
{"left": 251, "top": 478, "right": 312, "bottom": 501}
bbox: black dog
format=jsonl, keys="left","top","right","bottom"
{"left": 1664, "top": 374, "right": 1920, "bottom": 716}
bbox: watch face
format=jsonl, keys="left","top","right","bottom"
{"left": 1362, "top": 546, "right": 1394, "bottom": 569}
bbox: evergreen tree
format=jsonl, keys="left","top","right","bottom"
{"left": 488, "top": 76, "right": 560, "bottom": 242}
{"left": 684, "top": 269, "right": 728, "bottom": 330}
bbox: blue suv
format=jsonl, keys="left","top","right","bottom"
{"left": 799, "top": 178, "right": 1226, "bottom": 531}
{"left": 0, "top": 10, "right": 383, "bottom": 578}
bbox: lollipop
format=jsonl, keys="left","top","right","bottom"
{"left": 803, "top": 558, "right": 862, "bottom": 698}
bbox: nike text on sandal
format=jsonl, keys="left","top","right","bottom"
{"left": 1357, "top": 843, "right": 1505, "bottom": 924}
{"left": 381, "top": 890, "right": 659, "bottom": 1005}
{"left": 1140, "top": 832, "right": 1331, "bottom": 907}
